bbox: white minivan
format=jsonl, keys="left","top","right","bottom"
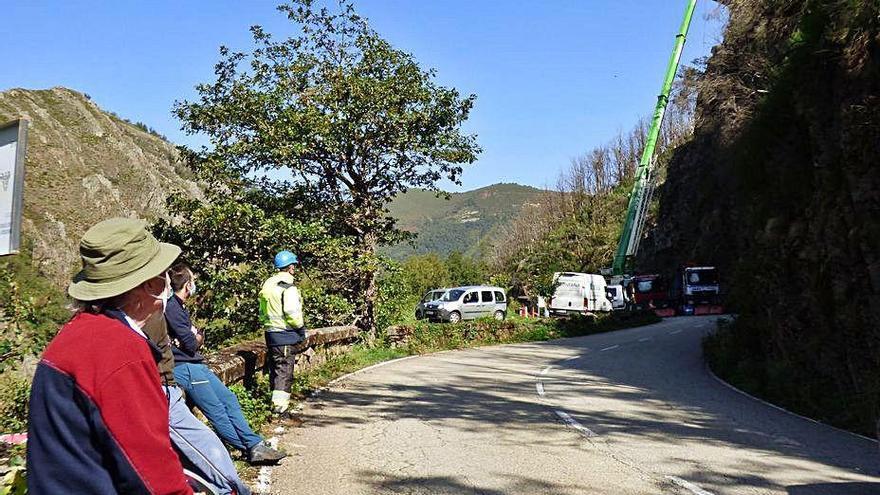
{"left": 549, "top": 272, "right": 613, "bottom": 315}
{"left": 423, "top": 286, "right": 508, "bottom": 323}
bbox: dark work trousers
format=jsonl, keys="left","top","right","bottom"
{"left": 268, "top": 345, "right": 297, "bottom": 393}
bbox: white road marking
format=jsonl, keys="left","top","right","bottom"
{"left": 327, "top": 355, "right": 420, "bottom": 385}
{"left": 536, "top": 381, "right": 545, "bottom": 397}
{"left": 600, "top": 345, "right": 619, "bottom": 352}
{"left": 666, "top": 476, "right": 715, "bottom": 495}
{"left": 669, "top": 329, "right": 683, "bottom": 335}
{"left": 255, "top": 435, "right": 281, "bottom": 493}
{"left": 256, "top": 467, "right": 272, "bottom": 494}
{"left": 638, "top": 337, "right": 653, "bottom": 342}
{"left": 564, "top": 356, "right": 580, "bottom": 361}
{"left": 554, "top": 410, "right": 597, "bottom": 437}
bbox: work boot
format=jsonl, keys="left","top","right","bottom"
{"left": 247, "top": 441, "right": 287, "bottom": 465}
{"left": 271, "top": 390, "right": 291, "bottom": 414}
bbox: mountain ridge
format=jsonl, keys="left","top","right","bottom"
{"left": 1, "top": 86, "right": 544, "bottom": 280}
{"left": 386, "top": 182, "right": 547, "bottom": 259}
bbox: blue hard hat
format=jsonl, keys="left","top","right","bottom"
{"left": 274, "top": 250, "right": 298, "bottom": 269}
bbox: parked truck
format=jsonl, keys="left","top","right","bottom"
{"left": 626, "top": 274, "right": 675, "bottom": 317}
{"left": 673, "top": 265, "right": 723, "bottom": 315}
{"left": 625, "top": 266, "right": 723, "bottom": 317}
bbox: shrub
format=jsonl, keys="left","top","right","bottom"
{"left": 228, "top": 373, "right": 273, "bottom": 432}
{"left": 0, "top": 372, "right": 30, "bottom": 432}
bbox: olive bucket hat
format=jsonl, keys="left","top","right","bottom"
{"left": 68, "top": 218, "right": 181, "bottom": 301}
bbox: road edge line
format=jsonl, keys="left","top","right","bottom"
{"left": 704, "top": 363, "right": 878, "bottom": 445}
{"left": 327, "top": 355, "right": 421, "bottom": 386}
{"left": 554, "top": 410, "right": 597, "bottom": 438}
{"left": 665, "top": 475, "right": 715, "bottom": 495}
{"left": 255, "top": 435, "right": 281, "bottom": 494}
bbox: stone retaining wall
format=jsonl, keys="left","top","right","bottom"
{"left": 206, "top": 326, "right": 361, "bottom": 385}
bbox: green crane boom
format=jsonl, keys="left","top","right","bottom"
{"left": 612, "top": 0, "right": 698, "bottom": 276}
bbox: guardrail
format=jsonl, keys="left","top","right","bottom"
{"left": 205, "top": 326, "right": 361, "bottom": 385}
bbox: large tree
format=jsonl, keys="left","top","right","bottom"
{"left": 174, "top": 0, "right": 480, "bottom": 332}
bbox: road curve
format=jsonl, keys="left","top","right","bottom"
{"left": 272, "top": 317, "right": 880, "bottom": 494}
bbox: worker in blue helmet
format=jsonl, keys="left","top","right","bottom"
{"left": 258, "top": 250, "right": 305, "bottom": 414}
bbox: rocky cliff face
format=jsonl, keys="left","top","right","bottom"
{"left": 0, "top": 88, "right": 202, "bottom": 287}
{"left": 639, "top": 1, "right": 880, "bottom": 433}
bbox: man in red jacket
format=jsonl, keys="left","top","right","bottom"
{"left": 27, "top": 218, "right": 193, "bottom": 494}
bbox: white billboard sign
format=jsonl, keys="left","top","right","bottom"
{"left": 0, "top": 119, "right": 28, "bottom": 256}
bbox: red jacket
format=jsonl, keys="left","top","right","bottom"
{"left": 27, "top": 311, "right": 192, "bottom": 494}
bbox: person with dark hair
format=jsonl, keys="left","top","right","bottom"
{"left": 167, "top": 263, "right": 286, "bottom": 465}
{"left": 27, "top": 218, "right": 193, "bottom": 494}
{"left": 136, "top": 279, "right": 251, "bottom": 494}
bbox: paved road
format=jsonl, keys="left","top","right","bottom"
{"left": 272, "top": 317, "right": 880, "bottom": 494}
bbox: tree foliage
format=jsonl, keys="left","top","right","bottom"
{"left": 167, "top": 0, "right": 480, "bottom": 334}
{"left": 399, "top": 251, "right": 488, "bottom": 297}
{"left": 153, "top": 196, "right": 359, "bottom": 346}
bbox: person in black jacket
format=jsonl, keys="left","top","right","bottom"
{"left": 166, "top": 263, "right": 285, "bottom": 465}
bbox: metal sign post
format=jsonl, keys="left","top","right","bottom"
{"left": 0, "top": 119, "right": 29, "bottom": 256}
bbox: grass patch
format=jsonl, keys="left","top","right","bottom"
{"left": 291, "top": 346, "right": 410, "bottom": 399}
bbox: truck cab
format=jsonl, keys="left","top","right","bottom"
{"left": 677, "top": 266, "right": 722, "bottom": 315}
{"left": 626, "top": 274, "right": 671, "bottom": 314}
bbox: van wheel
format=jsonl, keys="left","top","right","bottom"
{"left": 493, "top": 310, "right": 505, "bottom": 321}
{"left": 449, "top": 311, "right": 462, "bottom": 323}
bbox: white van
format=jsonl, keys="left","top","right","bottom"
{"left": 423, "top": 286, "right": 508, "bottom": 323}
{"left": 549, "top": 272, "right": 613, "bottom": 315}
{"left": 605, "top": 284, "right": 627, "bottom": 311}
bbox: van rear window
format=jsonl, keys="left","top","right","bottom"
{"left": 494, "top": 291, "right": 505, "bottom": 302}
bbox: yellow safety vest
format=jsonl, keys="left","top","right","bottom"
{"left": 259, "top": 272, "right": 304, "bottom": 331}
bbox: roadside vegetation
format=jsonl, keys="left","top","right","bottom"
{"left": 0, "top": 247, "right": 69, "bottom": 433}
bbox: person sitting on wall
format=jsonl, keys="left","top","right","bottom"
{"left": 166, "top": 263, "right": 286, "bottom": 465}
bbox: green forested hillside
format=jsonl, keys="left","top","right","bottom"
{"left": 385, "top": 183, "right": 545, "bottom": 259}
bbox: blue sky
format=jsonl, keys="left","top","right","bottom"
{"left": 2, "top": 1, "right": 725, "bottom": 191}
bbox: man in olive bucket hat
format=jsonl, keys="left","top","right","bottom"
{"left": 27, "top": 218, "right": 248, "bottom": 495}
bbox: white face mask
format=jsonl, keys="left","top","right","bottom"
{"left": 150, "top": 273, "right": 172, "bottom": 312}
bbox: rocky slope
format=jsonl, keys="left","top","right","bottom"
{"left": 0, "top": 87, "right": 201, "bottom": 287}
{"left": 639, "top": 1, "right": 879, "bottom": 433}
